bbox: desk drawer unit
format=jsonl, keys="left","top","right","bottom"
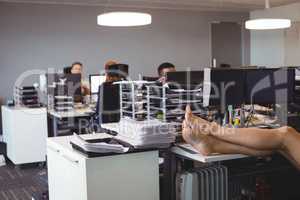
{"left": 1, "top": 106, "right": 47, "bottom": 164}
{"left": 47, "top": 138, "right": 160, "bottom": 200}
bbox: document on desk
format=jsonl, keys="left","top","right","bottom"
{"left": 177, "top": 143, "right": 200, "bottom": 154}
{"left": 114, "top": 119, "right": 176, "bottom": 148}
{"left": 71, "top": 133, "right": 129, "bottom": 154}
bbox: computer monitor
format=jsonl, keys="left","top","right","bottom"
{"left": 209, "top": 68, "right": 246, "bottom": 107}
{"left": 55, "top": 74, "right": 82, "bottom": 101}
{"left": 165, "top": 71, "right": 204, "bottom": 89}
{"left": 107, "top": 64, "right": 129, "bottom": 79}
{"left": 245, "top": 68, "right": 295, "bottom": 105}
{"left": 90, "top": 74, "right": 106, "bottom": 95}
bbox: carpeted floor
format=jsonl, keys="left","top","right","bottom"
{"left": 0, "top": 163, "right": 48, "bottom": 200}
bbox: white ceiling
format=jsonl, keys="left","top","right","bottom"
{"left": 0, "top": 0, "right": 299, "bottom": 12}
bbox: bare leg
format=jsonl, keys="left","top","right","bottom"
{"left": 184, "top": 105, "right": 300, "bottom": 168}
{"left": 212, "top": 126, "right": 286, "bottom": 151}
{"left": 185, "top": 105, "right": 284, "bottom": 151}
{"left": 182, "top": 120, "right": 273, "bottom": 157}
{"left": 279, "top": 130, "right": 300, "bottom": 168}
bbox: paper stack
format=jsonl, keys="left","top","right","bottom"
{"left": 71, "top": 133, "right": 129, "bottom": 154}
{"left": 114, "top": 119, "right": 176, "bottom": 149}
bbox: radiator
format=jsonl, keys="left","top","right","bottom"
{"left": 176, "top": 165, "right": 228, "bottom": 200}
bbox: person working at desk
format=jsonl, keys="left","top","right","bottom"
{"left": 157, "top": 62, "right": 176, "bottom": 83}
{"left": 104, "top": 60, "right": 118, "bottom": 82}
{"left": 95, "top": 62, "right": 124, "bottom": 123}
{"left": 71, "top": 62, "right": 90, "bottom": 96}
{"left": 182, "top": 105, "right": 300, "bottom": 170}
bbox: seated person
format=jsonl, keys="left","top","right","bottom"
{"left": 95, "top": 62, "right": 123, "bottom": 123}
{"left": 70, "top": 62, "right": 90, "bottom": 96}
{"left": 105, "top": 60, "right": 118, "bottom": 70}
{"left": 157, "top": 62, "right": 176, "bottom": 83}
{"left": 182, "top": 105, "right": 300, "bottom": 170}
{"left": 104, "top": 60, "right": 118, "bottom": 82}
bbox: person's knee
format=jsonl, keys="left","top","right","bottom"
{"left": 278, "top": 126, "right": 296, "bottom": 136}
{"left": 277, "top": 126, "right": 297, "bottom": 148}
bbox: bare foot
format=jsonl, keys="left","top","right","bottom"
{"left": 184, "top": 105, "right": 220, "bottom": 136}
{"left": 183, "top": 122, "right": 275, "bottom": 157}
{"left": 182, "top": 119, "right": 215, "bottom": 156}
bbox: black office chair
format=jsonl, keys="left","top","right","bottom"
{"left": 99, "top": 82, "right": 120, "bottom": 123}
{"left": 88, "top": 82, "right": 120, "bottom": 134}
{"left": 143, "top": 76, "right": 159, "bottom": 82}
{"left": 107, "top": 64, "right": 129, "bottom": 80}
{"left": 63, "top": 66, "right": 72, "bottom": 74}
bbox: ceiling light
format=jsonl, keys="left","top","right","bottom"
{"left": 245, "top": 18, "right": 291, "bottom": 30}
{"left": 97, "top": 12, "right": 152, "bottom": 27}
{"left": 245, "top": 0, "right": 291, "bottom": 30}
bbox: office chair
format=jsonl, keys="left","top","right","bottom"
{"left": 142, "top": 76, "right": 159, "bottom": 82}
{"left": 98, "top": 82, "right": 120, "bottom": 124}
{"left": 63, "top": 66, "right": 72, "bottom": 74}
{"left": 87, "top": 82, "right": 120, "bottom": 134}
{"left": 107, "top": 64, "right": 129, "bottom": 80}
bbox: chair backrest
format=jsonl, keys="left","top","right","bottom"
{"left": 107, "top": 64, "right": 129, "bottom": 80}
{"left": 142, "top": 76, "right": 159, "bottom": 82}
{"left": 63, "top": 66, "right": 72, "bottom": 74}
{"left": 98, "top": 82, "right": 120, "bottom": 123}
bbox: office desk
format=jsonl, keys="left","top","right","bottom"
{"left": 168, "top": 144, "right": 249, "bottom": 200}
{"left": 101, "top": 122, "right": 250, "bottom": 200}
{"left": 47, "top": 134, "right": 160, "bottom": 200}
{"left": 48, "top": 107, "right": 94, "bottom": 120}
{"left": 171, "top": 144, "right": 247, "bottom": 163}
{"left": 102, "top": 122, "right": 248, "bottom": 163}
{"left": 48, "top": 107, "right": 95, "bottom": 137}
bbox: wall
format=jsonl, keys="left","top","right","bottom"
{"left": 285, "top": 22, "right": 300, "bottom": 66}
{"left": 250, "top": 2, "right": 300, "bottom": 67}
{"left": 211, "top": 22, "right": 243, "bottom": 68}
{"left": 0, "top": 2, "right": 250, "bottom": 99}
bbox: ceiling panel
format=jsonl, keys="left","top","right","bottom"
{"left": 0, "top": 0, "right": 299, "bottom": 12}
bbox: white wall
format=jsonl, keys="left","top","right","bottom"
{"left": 250, "top": 30, "right": 285, "bottom": 67}
{"left": 0, "top": 2, "right": 249, "bottom": 99}
{"left": 250, "top": 2, "right": 300, "bottom": 67}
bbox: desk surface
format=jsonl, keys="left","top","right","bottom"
{"left": 171, "top": 143, "right": 248, "bottom": 163}
{"left": 2, "top": 105, "right": 46, "bottom": 113}
{"left": 101, "top": 123, "right": 120, "bottom": 131}
{"left": 48, "top": 107, "right": 94, "bottom": 119}
{"left": 47, "top": 133, "right": 113, "bottom": 159}
{"left": 48, "top": 133, "right": 248, "bottom": 162}
{"left": 101, "top": 122, "right": 248, "bottom": 163}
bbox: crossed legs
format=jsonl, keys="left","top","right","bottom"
{"left": 182, "top": 106, "right": 300, "bottom": 169}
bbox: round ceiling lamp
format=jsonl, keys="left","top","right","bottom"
{"left": 97, "top": 12, "right": 152, "bottom": 27}
{"left": 245, "top": 0, "right": 291, "bottom": 30}
{"left": 245, "top": 18, "right": 291, "bottom": 30}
